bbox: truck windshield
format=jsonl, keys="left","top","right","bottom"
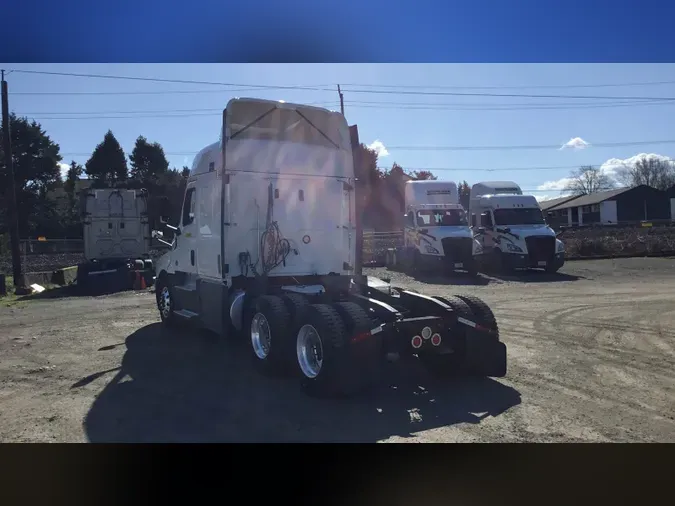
{"left": 416, "top": 209, "right": 468, "bottom": 227}
{"left": 227, "top": 102, "right": 346, "bottom": 150}
{"left": 494, "top": 208, "right": 545, "bottom": 226}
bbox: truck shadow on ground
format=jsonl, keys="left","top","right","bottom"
{"left": 408, "top": 272, "right": 493, "bottom": 286}
{"left": 382, "top": 269, "right": 494, "bottom": 286}
{"left": 80, "top": 323, "right": 521, "bottom": 443}
{"left": 482, "top": 270, "right": 586, "bottom": 283}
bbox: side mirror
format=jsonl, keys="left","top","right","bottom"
{"left": 476, "top": 226, "right": 486, "bottom": 233}
{"left": 480, "top": 212, "right": 493, "bottom": 228}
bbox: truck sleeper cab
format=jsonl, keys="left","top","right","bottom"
{"left": 153, "top": 98, "right": 507, "bottom": 398}
{"left": 386, "top": 180, "right": 478, "bottom": 275}
{"left": 77, "top": 188, "right": 153, "bottom": 292}
{"left": 469, "top": 181, "right": 565, "bottom": 273}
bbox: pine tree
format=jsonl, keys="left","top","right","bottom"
{"left": 85, "top": 130, "right": 128, "bottom": 187}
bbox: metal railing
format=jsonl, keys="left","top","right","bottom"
{"left": 19, "top": 238, "right": 84, "bottom": 256}
{"left": 362, "top": 230, "right": 404, "bottom": 265}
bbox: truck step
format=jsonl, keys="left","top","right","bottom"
{"left": 174, "top": 309, "right": 199, "bottom": 320}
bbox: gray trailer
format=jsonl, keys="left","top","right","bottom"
{"left": 77, "top": 188, "right": 154, "bottom": 292}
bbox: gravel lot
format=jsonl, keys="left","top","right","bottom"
{"left": 1, "top": 257, "right": 674, "bottom": 442}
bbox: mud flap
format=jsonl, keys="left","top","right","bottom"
{"left": 463, "top": 331, "right": 507, "bottom": 377}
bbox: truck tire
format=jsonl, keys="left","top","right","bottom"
{"left": 495, "top": 250, "right": 513, "bottom": 274}
{"left": 453, "top": 294, "right": 499, "bottom": 340}
{"left": 281, "top": 293, "right": 310, "bottom": 338}
{"left": 545, "top": 261, "right": 560, "bottom": 274}
{"left": 156, "top": 279, "right": 177, "bottom": 326}
{"left": 419, "top": 296, "right": 474, "bottom": 376}
{"left": 296, "top": 303, "right": 377, "bottom": 398}
{"left": 333, "top": 301, "right": 383, "bottom": 386}
{"left": 76, "top": 263, "right": 90, "bottom": 294}
{"left": 465, "top": 258, "right": 479, "bottom": 277}
{"left": 247, "top": 295, "right": 294, "bottom": 375}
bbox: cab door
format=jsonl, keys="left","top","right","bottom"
{"left": 174, "top": 181, "right": 199, "bottom": 282}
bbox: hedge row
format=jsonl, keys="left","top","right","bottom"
{"left": 362, "top": 226, "right": 675, "bottom": 263}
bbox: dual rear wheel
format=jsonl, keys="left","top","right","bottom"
{"left": 246, "top": 295, "right": 382, "bottom": 397}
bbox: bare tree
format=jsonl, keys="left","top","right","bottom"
{"left": 563, "top": 165, "right": 616, "bottom": 196}
{"left": 616, "top": 156, "right": 675, "bottom": 190}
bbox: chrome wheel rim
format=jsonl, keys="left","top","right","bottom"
{"left": 251, "top": 313, "right": 271, "bottom": 359}
{"left": 297, "top": 324, "right": 323, "bottom": 378}
{"left": 159, "top": 286, "right": 172, "bottom": 319}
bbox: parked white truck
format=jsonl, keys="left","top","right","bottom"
{"left": 151, "top": 97, "right": 507, "bottom": 398}
{"left": 77, "top": 188, "right": 153, "bottom": 292}
{"left": 469, "top": 181, "right": 565, "bottom": 273}
{"left": 385, "top": 180, "right": 478, "bottom": 275}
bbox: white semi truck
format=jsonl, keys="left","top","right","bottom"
{"left": 77, "top": 188, "right": 153, "bottom": 292}
{"left": 152, "top": 98, "right": 507, "bottom": 398}
{"left": 385, "top": 180, "right": 478, "bottom": 275}
{"left": 469, "top": 181, "right": 565, "bottom": 273}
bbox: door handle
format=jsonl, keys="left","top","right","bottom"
{"left": 191, "top": 250, "right": 195, "bottom": 266}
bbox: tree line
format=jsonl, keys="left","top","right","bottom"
{"left": 0, "top": 114, "right": 193, "bottom": 238}
{"left": 0, "top": 114, "right": 444, "bottom": 238}
{"left": 563, "top": 159, "right": 675, "bottom": 196}
{"left": 3, "top": 113, "right": 672, "bottom": 238}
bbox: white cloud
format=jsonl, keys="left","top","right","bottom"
{"left": 559, "top": 137, "right": 590, "bottom": 150}
{"left": 599, "top": 152, "right": 675, "bottom": 178}
{"left": 536, "top": 152, "right": 675, "bottom": 197}
{"left": 366, "top": 140, "right": 389, "bottom": 157}
{"left": 537, "top": 177, "right": 575, "bottom": 192}
{"left": 58, "top": 162, "right": 70, "bottom": 180}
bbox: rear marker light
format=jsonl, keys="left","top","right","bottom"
{"left": 421, "top": 326, "right": 432, "bottom": 340}
{"left": 431, "top": 333, "right": 442, "bottom": 346}
{"left": 351, "top": 331, "right": 370, "bottom": 343}
{"left": 411, "top": 336, "right": 423, "bottom": 349}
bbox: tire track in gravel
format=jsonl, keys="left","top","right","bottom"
{"left": 493, "top": 300, "right": 675, "bottom": 434}
{"left": 501, "top": 300, "right": 675, "bottom": 360}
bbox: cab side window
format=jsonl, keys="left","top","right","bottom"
{"left": 183, "top": 188, "right": 196, "bottom": 226}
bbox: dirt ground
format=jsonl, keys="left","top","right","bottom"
{"left": 1, "top": 257, "right": 674, "bottom": 443}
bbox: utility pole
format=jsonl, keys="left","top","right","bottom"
{"left": 1, "top": 69, "right": 25, "bottom": 293}
{"left": 337, "top": 84, "right": 344, "bottom": 116}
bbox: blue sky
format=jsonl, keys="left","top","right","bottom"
{"left": 2, "top": 63, "right": 675, "bottom": 201}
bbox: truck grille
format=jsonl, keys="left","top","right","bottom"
{"left": 441, "top": 237, "right": 473, "bottom": 261}
{"left": 525, "top": 236, "right": 555, "bottom": 262}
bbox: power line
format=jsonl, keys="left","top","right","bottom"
{"left": 57, "top": 139, "right": 675, "bottom": 155}
{"left": 385, "top": 140, "right": 675, "bottom": 151}
{"left": 343, "top": 99, "right": 675, "bottom": 111}
{"left": 9, "top": 69, "right": 675, "bottom": 102}
{"left": 339, "top": 80, "right": 675, "bottom": 90}
{"left": 16, "top": 98, "right": 675, "bottom": 117}
{"left": 8, "top": 69, "right": 333, "bottom": 92}
{"left": 14, "top": 102, "right": 339, "bottom": 116}
{"left": 15, "top": 98, "right": 675, "bottom": 121}
{"left": 10, "top": 89, "right": 289, "bottom": 96}
{"left": 340, "top": 88, "right": 675, "bottom": 101}
{"left": 377, "top": 164, "right": 596, "bottom": 172}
